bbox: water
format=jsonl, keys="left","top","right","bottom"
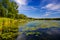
{"left": 17, "top": 20, "right": 60, "bottom": 40}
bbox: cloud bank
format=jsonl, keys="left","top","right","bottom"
{"left": 14, "top": 0, "right": 60, "bottom": 18}
{"left": 42, "top": 3, "right": 60, "bottom": 11}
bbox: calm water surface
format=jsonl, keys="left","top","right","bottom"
{"left": 17, "top": 20, "right": 60, "bottom": 40}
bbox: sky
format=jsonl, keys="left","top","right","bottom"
{"left": 14, "top": 0, "right": 60, "bottom": 18}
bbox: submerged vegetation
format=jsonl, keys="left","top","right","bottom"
{"left": 17, "top": 20, "right": 60, "bottom": 40}
{"left": 15, "top": 20, "right": 60, "bottom": 40}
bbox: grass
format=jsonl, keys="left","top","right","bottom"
{"left": 0, "top": 18, "right": 20, "bottom": 40}
{"left": 0, "top": 17, "right": 29, "bottom": 40}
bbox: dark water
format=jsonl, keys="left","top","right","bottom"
{"left": 17, "top": 20, "right": 60, "bottom": 40}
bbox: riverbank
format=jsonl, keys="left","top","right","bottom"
{"left": 0, "top": 18, "right": 28, "bottom": 40}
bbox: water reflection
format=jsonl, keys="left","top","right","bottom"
{"left": 17, "top": 20, "right": 60, "bottom": 40}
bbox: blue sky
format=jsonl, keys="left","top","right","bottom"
{"left": 14, "top": 0, "right": 60, "bottom": 18}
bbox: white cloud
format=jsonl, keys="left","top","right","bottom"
{"left": 45, "top": 13, "right": 50, "bottom": 16}
{"left": 14, "top": 0, "right": 38, "bottom": 11}
{"left": 40, "top": 12, "right": 51, "bottom": 17}
{"left": 30, "top": 7, "right": 37, "bottom": 10}
{"left": 42, "top": 3, "right": 60, "bottom": 11}
{"left": 18, "top": 6, "right": 38, "bottom": 11}
{"left": 14, "top": 0, "right": 27, "bottom": 5}
{"left": 43, "top": 12, "right": 51, "bottom": 16}
{"left": 41, "top": 11, "right": 60, "bottom": 17}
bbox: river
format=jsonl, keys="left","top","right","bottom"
{"left": 16, "top": 20, "right": 60, "bottom": 40}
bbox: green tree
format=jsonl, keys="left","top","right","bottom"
{"left": 0, "top": 0, "right": 18, "bottom": 18}
{"left": 0, "top": 3, "right": 7, "bottom": 17}
{"left": 18, "top": 14, "right": 27, "bottom": 19}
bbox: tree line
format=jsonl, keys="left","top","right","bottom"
{"left": 28, "top": 17, "right": 60, "bottom": 20}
